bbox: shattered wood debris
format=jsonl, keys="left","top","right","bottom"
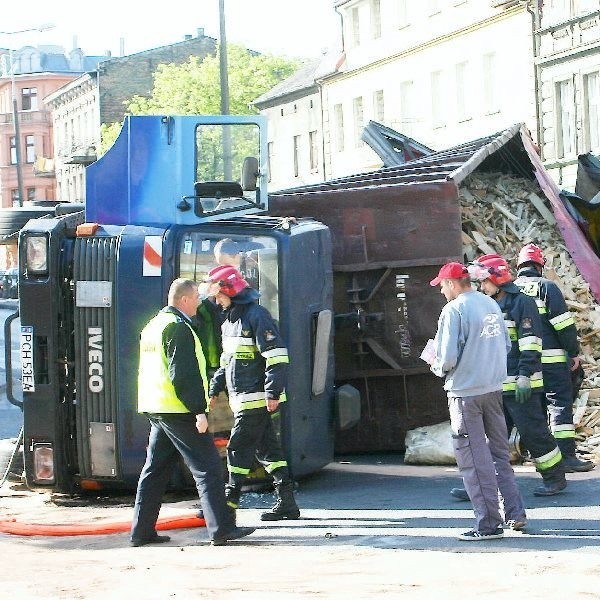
{"left": 460, "top": 172, "right": 600, "bottom": 463}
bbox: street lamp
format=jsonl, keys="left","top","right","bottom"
{"left": 1, "top": 24, "right": 54, "bottom": 207}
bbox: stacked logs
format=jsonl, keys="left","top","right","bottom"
{"left": 459, "top": 172, "right": 600, "bottom": 462}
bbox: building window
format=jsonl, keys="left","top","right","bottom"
{"left": 353, "top": 97, "right": 364, "bottom": 147}
{"left": 267, "top": 141, "right": 274, "bottom": 182}
{"left": 27, "top": 187, "right": 36, "bottom": 202}
{"left": 351, "top": 6, "right": 361, "bottom": 47}
{"left": 431, "top": 71, "right": 444, "bottom": 127}
{"left": 293, "top": 135, "right": 300, "bottom": 178}
{"left": 374, "top": 90, "right": 385, "bottom": 122}
{"left": 309, "top": 131, "right": 319, "bottom": 172}
{"left": 456, "top": 61, "right": 470, "bottom": 121}
{"left": 371, "top": 0, "right": 382, "bottom": 39}
{"left": 556, "top": 78, "right": 576, "bottom": 158}
{"left": 25, "top": 135, "right": 35, "bottom": 164}
{"left": 399, "top": 80, "right": 415, "bottom": 135}
{"left": 21, "top": 87, "right": 38, "bottom": 111}
{"left": 11, "top": 189, "right": 19, "bottom": 206}
{"left": 9, "top": 136, "right": 17, "bottom": 165}
{"left": 483, "top": 53, "right": 499, "bottom": 114}
{"left": 584, "top": 71, "right": 600, "bottom": 152}
{"left": 398, "top": 0, "right": 409, "bottom": 28}
{"left": 334, "top": 104, "right": 345, "bottom": 152}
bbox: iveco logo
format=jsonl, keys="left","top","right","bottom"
{"left": 88, "top": 327, "right": 104, "bottom": 393}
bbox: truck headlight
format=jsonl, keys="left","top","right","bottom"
{"left": 25, "top": 235, "right": 48, "bottom": 275}
{"left": 33, "top": 443, "right": 55, "bottom": 483}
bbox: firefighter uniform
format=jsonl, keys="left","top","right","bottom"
{"left": 515, "top": 266, "right": 593, "bottom": 471}
{"left": 496, "top": 283, "right": 567, "bottom": 495}
{"left": 209, "top": 287, "right": 300, "bottom": 520}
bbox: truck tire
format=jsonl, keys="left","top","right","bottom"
{"left": 0, "top": 438, "right": 24, "bottom": 480}
{"left": 0, "top": 207, "right": 54, "bottom": 238}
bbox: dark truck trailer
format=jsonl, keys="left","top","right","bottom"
{"left": 269, "top": 122, "right": 600, "bottom": 453}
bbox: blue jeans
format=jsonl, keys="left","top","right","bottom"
{"left": 131, "top": 414, "right": 234, "bottom": 542}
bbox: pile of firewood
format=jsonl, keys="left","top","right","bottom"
{"left": 459, "top": 171, "right": 600, "bottom": 462}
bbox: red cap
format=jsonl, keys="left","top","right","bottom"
{"left": 430, "top": 262, "right": 470, "bottom": 286}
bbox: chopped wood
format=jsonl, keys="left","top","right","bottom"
{"left": 459, "top": 171, "right": 600, "bottom": 463}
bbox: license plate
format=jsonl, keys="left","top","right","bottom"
{"left": 21, "top": 325, "right": 35, "bottom": 392}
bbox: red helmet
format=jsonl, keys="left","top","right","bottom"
{"left": 517, "top": 243, "right": 545, "bottom": 268}
{"left": 206, "top": 265, "right": 248, "bottom": 297}
{"left": 474, "top": 254, "right": 513, "bottom": 286}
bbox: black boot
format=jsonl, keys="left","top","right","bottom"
{"left": 260, "top": 481, "right": 300, "bottom": 521}
{"left": 556, "top": 438, "right": 595, "bottom": 472}
{"left": 533, "top": 465, "right": 567, "bottom": 496}
{"left": 225, "top": 484, "right": 241, "bottom": 526}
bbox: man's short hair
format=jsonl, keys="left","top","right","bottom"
{"left": 168, "top": 278, "right": 198, "bottom": 302}
{"left": 214, "top": 238, "right": 240, "bottom": 258}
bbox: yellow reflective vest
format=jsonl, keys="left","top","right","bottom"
{"left": 138, "top": 311, "right": 208, "bottom": 413}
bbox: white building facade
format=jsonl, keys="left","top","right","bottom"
{"left": 260, "top": 0, "right": 539, "bottom": 187}
{"left": 45, "top": 73, "right": 99, "bottom": 203}
{"left": 535, "top": 0, "right": 600, "bottom": 189}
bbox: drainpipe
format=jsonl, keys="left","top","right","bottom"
{"left": 527, "top": 0, "right": 543, "bottom": 159}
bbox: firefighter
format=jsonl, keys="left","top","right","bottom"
{"left": 473, "top": 254, "right": 567, "bottom": 496}
{"left": 206, "top": 265, "right": 301, "bottom": 521}
{"left": 515, "top": 243, "right": 594, "bottom": 472}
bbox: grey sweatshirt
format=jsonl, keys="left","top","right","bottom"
{"left": 431, "top": 290, "right": 510, "bottom": 397}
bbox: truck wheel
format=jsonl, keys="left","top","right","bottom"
{"left": 0, "top": 438, "right": 24, "bottom": 480}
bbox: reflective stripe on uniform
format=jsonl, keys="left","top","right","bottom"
{"left": 502, "top": 371, "right": 543, "bottom": 391}
{"left": 518, "top": 335, "right": 542, "bottom": 352}
{"left": 550, "top": 312, "right": 575, "bottom": 331}
{"left": 541, "top": 349, "right": 567, "bottom": 364}
{"left": 552, "top": 423, "right": 576, "bottom": 439}
{"left": 505, "top": 319, "right": 517, "bottom": 340}
{"left": 533, "top": 446, "right": 562, "bottom": 471}
{"left": 228, "top": 465, "right": 251, "bottom": 475}
{"left": 535, "top": 299, "right": 547, "bottom": 315}
{"left": 264, "top": 460, "right": 288, "bottom": 473}
{"left": 263, "top": 348, "right": 289, "bottom": 366}
{"left": 222, "top": 336, "right": 256, "bottom": 353}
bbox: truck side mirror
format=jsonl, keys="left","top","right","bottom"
{"left": 334, "top": 384, "right": 361, "bottom": 431}
{"left": 241, "top": 156, "right": 259, "bottom": 191}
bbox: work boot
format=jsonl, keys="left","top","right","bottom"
{"left": 450, "top": 487, "right": 470, "bottom": 501}
{"left": 533, "top": 468, "right": 567, "bottom": 497}
{"left": 561, "top": 455, "right": 595, "bottom": 473}
{"left": 260, "top": 481, "right": 300, "bottom": 521}
{"left": 225, "top": 484, "right": 241, "bottom": 526}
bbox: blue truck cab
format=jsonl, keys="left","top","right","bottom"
{"left": 17, "top": 116, "right": 335, "bottom": 492}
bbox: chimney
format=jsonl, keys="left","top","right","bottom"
{"left": 119, "top": 37, "right": 125, "bottom": 56}
{"left": 184, "top": 34, "right": 192, "bottom": 41}
{"left": 106, "top": 50, "right": 112, "bottom": 57}
{"left": 72, "top": 35, "right": 79, "bottom": 50}
{"left": 197, "top": 27, "right": 204, "bottom": 37}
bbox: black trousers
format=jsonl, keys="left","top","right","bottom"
{"left": 227, "top": 409, "right": 290, "bottom": 488}
{"left": 503, "top": 391, "right": 562, "bottom": 475}
{"left": 131, "top": 414, "right": 234, "bottom": 542}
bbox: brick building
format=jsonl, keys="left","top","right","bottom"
{"left": 0, "top": 45, "right": 107, "bottom": 207}
{"left": 46, "top": 31, "right": 217, "bottom": 203}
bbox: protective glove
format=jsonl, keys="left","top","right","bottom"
{"left": 515, "top": 375, "right": 531, "bottom": 403}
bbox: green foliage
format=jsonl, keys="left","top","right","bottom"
{"left": 99, "top": 122, "right": 123, "bottom": 157}
{"left": 126, "top": 44, "right": 300, "bottom": 116}
{"left": 99, "top": 44, "right": 301, "bottom": 176}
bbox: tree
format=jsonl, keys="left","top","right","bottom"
{"left": 100, "top": 44, "right": 301, "bottom": 157}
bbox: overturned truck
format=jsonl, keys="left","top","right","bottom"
{"left": 270, "top": 122, "right": 600, "bottom": 454}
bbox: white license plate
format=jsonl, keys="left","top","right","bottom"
{"left": 20, "top": 325, "right": 35, "bottom": 392}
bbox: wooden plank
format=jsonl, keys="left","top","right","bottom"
{"left": 528, "top": 193, "right": 557, "bottom": 225}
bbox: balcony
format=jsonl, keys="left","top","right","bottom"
{"left": 0, "top": 111, "right": 51, "bottom": 125}
{"left": 33, "top": 156, "right": 55, "bottom": 177}
{"left": 63, "top": 142, "right": 97, "bottom": 165}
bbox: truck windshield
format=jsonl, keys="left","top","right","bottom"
{"left": 178, "top": 233, "right": 279, "bottom": 321}
{"left": 195, "top": 123, "right": 261, "bottom": 213}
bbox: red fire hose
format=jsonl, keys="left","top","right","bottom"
{"left": 0, "top": 513, "right": 205, "bottom": 537}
